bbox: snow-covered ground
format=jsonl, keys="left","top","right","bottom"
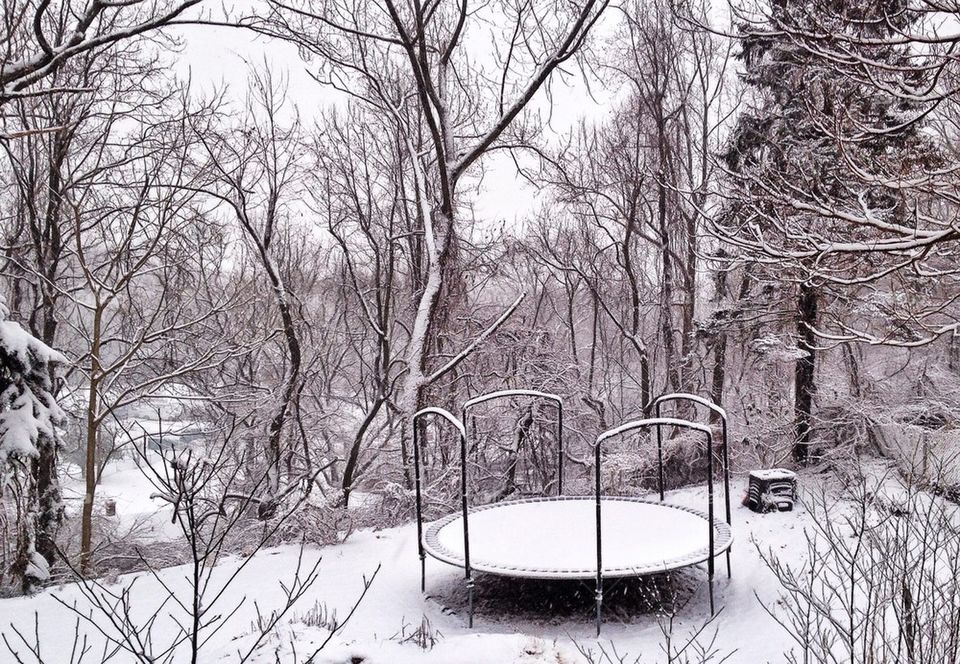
{"left": 0, "top": 472, "right": 814, "bottom": 663}
{"left": 61, "top": 455, "right": 180, "bottom": 541}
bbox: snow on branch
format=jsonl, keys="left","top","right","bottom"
{"left": 426, "top": 293, "right": 526, "bottom": 384}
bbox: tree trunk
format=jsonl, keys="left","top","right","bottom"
{"left": 234, "top": 205, "right": 303, "bottom": 518}
{"left": 259, "top": 282, "right": 302, "bottom": 518}
{"left": 622, "top": 204, "right": 651, "bottom": 411}
{"left": 638, "top": 349, "right": 651, "bottom": 414}
{"left": 583, "top": 293, "right": 609, "bottom": 429}
{"left": 80, "top": 306, "right": 103, "bottom": 574}
{"left": 28, "top": 133, "right": 68, "bottom": 573}
{"left": 679, "top": 203, "right": 697, "bottom": 396}
{"left": 341, "top": 397, "right": 385, "bottom": 505}
{"left": 499, "top": 406, "right": 533, "bottom": 500}
{"left": 709, "top": 261, "right": 751, "bottom": 425}
{"left": 710, "top": 334, "right": 727, "bottom": 426}
{"left": 793, "top": 281, "right": 818, "bottom": 464}
{"left": 398, "top": 210, "right": 452, "bottom": 486}
{"left": 32, "top": 433, "right": 61, "bottom": 570}
{"left": 658, "top": 188, "right": 680, "bottom": 395}
{"left": 654, "top": 90, "right": 680, "bottom": 396}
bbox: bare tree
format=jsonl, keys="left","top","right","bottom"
{"left": 188, "top": 68, "right": 311, "bottom": 518}
{"left": 0, "top": 31, "right": 165, "bottom": 573}
{"left": 531, "top": 0, "right": 732, "bottom": 417}
{"left": 761, "top": 459, "right": 960, "bottom": 664}
{"left": 239, "top": 0, "right": 608, "bottom": 481}
{"left": 312, "top": 108, "right": 407, "bottom": 504}
{"left": 0, "top": 0, "right": 207, "bottom": 114}
{"left": 52, "top": 88, "right": 237, "bottom": 573}
{"left": 3, "top": 417, "right": 374, "bottom": 664}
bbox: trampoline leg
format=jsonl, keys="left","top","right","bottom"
{"left": 709, "top": 576, "right": 715, "bottom": 615}
{"left": 420, "top": 554, "right": 426, "bottom": 592}
{"left": 725, "top": 549, "right": 732, "bottom": 579}
{"left": 595, "top": 588, "right": 603, "bottom": 637}
{"left": 467, "top": 578, "right": 475, "bottom": 628}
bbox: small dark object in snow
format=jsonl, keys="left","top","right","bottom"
{"left": 744, "top": 469, "right": 797, "bottom": 513}
{"left": 104, "top": 499, "right": 116, "bottom": 517}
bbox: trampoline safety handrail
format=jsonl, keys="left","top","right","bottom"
{"left": 648, "top": 393, "right": 732, "bottom": 536}
{"left": 413, "top": 406, "right": 465, "bottom": 437}
{"left": 411, "top": 406, "right": 472, "bottom": 619}
{"left": 592, "top": 416, "right": 721, "bottom": 629}
{"left": 416, "top": 393, "right": 563, "bottom": 627}
{"left": 463, "top": 389, "right": 562, "bottom": 410}
{"left": 595, "top": 416, "right": 712, "bottom": 445}
{"left": 462, "top": 389, "right": 565, "bottom": 496}
{"left": 648, "top": 392, "right": 727, "bottom": 420}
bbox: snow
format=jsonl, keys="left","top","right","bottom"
{"left": 0, "top": 385, "right": 48, "bottom": 459}
{"left": 0, "top": 475, "right": 817, "bottom": 663}
{"left": 748, "top": 334, "right": 808, "bottom": 363}
{"left": 429, "top": 498, "right": 731, "bottom": 577}
{"left": 749, "top": 468, "right": 796, "bottom": 481}
{"left": 24, "top": 552, "right": 50, "bottom": 584}
{"left": 0, "top": 320, "right": 67, "bottom": 368}
{"left": 0, "top": 315, "right": 65, "bottom": 467}
{"left": 61, "top": 455, "right": 180, "bottom": 540}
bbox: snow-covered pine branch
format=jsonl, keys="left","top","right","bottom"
{"left": 0, "top": 295, "right": 66, "bottom": 592}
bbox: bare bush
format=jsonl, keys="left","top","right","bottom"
{"left": 391, "top": 615, "right": 443, "bottom": 651}
{"left": 573, "top": 609, "right": 733, "bottom": 663}
{"left": 760, "top": 458, "right": 960, "bottom": 664}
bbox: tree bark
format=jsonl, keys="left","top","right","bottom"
{"left": 679, "top": 204, "right": 697, "bottom": 395}
{"left": 32, "top": 433, "right": 61, "bottom": 570}
{"left": 653, "top": 84, "right": 680, "bottom": 397}
{"left": 80, "top": 305, "right": 103, "bottom": 574}
{"left": 341, "top": 397, "right": 385, "bottom": 506}
{"left": 258, "top": 269, "right": 302, "bottom": 517}
{"left": 397, "top": 207, "right": 453, "bottom": 486}
{"left": 24, "top": 128, "right": 69, "bottom": 570}
{"left": 793, "top": 281, "right": 818, "bottom": 464}
{"left": 657, "top": 184, "right": 680, "bottom": 395}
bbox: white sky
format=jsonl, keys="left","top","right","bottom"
{"left": 168, "top": 6, "right": 614, "bottom": 229}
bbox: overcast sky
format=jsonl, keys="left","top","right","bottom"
{"left": 168, "top": 5, "right": 614, "bottom": 230}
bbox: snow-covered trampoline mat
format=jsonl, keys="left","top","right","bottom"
{"left": 422, "top": 496, "right": 732, "bottom": 579}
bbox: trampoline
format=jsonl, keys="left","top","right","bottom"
{"left": 412, "top": 390, "right": 732, "bottom": 634}
{"left": 423, "top": 496, "right": 731, "bottom": 578}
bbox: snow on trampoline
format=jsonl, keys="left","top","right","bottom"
{"left": 424, "top": 496, "right": 733, "bottom": 579}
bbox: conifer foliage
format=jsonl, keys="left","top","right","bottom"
{"left": 0, "top": 296, "right": 64, "bottom": 592}
{"left": 721, "top": 0, "right": 943, "bottom": 462}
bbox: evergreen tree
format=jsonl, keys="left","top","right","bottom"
{"left": 721, "top": 0, "right": 941, "bottom": 463}
{"left": 0, "top": 295, "right": 64, "bottom": 592}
